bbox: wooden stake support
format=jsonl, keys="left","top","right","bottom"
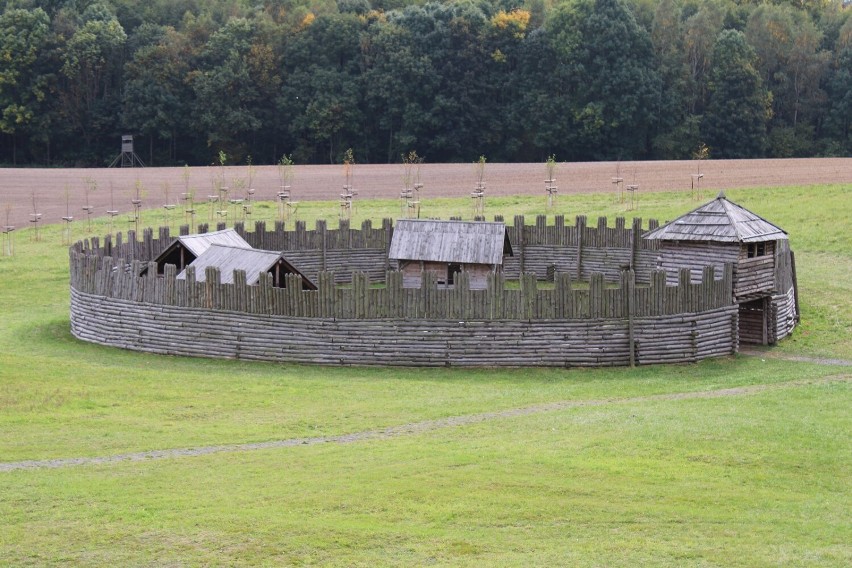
{"left": 277, "top": 185, "right": 295, "bottom": 222}
{"left": 107, "top": 183, "right": 119, "bottom": 236}
{"left": 181, "top": 191, "right": 195, "bottom": 230}
{"left": 546, "top": 178, "right": 558, "bottom": 208}
{"left": 691, "top": 173, "right": 704, "bottom": 200}
{"left": 3, "top": 204, "right": 14, "bottom": 256}
{"left": 340, "top": 185, "right": 356, "bottom": 219}
{"left": 29, "top": 194, "right": 42, "bottom": 242}
{"left": 626, "top": 184, "right": 639, "bottom": 210}
{"left": 1, "top": 224, "right": 13, "bottom": 256}
{"left": 62, "top": 191, "right": 74, "bottom": 245}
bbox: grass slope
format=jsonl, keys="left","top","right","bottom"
{"left": 0, "top": 184, "right": 849, "bottom": 565}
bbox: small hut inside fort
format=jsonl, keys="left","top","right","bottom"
{"left": 389, "top": 219, "right": 513, "bottom": 289}
{"left": 644, "top": 192, "right": 797, "bottom": 345}
{"left": 176, "top": 244, "right": 317, "bottom": 289}
{"left": 148, "top": 228, "right": 252, "bottom": 274}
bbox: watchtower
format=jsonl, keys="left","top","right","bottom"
{"left": 109, "top": 135, "right": 145, "bottom": 168}
{"left": 644, "top": 192, "right": 797, "bottom": 345}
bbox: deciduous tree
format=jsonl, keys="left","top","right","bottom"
{"left": 703, "top": 29, "right": 772, "bottom": 158}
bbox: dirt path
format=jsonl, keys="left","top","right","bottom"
{"left": 739, "top": 348, "right": 852, "bottom": 367}
{"left": 1, "top": 158, "right": 849, "bottom": 228}
{"left": 2, "top": 373, "right": 847, "bottom": 473}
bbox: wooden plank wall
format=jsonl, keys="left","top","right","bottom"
{"left": 70, "top": 252, "right": 733, "bottom": 321}
{"left": 71, "top": 215, "right": 663, "bottom": 284}
{"left": 738, "top": 300, "right": 767, "bottom": 345}
{"left": 773, "top": 240, "right": 795, "bottom": 292}
{"left": 657, "top": 241, "right": 741, "bottom": 285}
{"left": 70, "top": 289, "right": 738, "bottom": 367}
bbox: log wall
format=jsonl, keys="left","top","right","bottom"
{"left": 656, "top": 238, "right": 797, "bottom": 304}
{"left": 770, "top": 286, "right": 797, "bottom": 343}
{"left": 657, "top": 241, "right": 741, "bottom": 285}
{"left": 69, "top": 289, "right": 738, "bottom": 367}
{"left": 736, "top": 256, "right": 776, "bottom": 301}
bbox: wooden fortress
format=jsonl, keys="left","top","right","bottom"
{"left": 644, "top": 192, "right": 798, "bottom": 345}
{"left": 68, "top": 195, "right": 798, "bottom": 367}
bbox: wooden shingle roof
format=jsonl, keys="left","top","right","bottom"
{"left": 177, "top": 244, "right": 316, "bottom": 289}
{"left": 389, "top": 219, "right": 513, "bottom": 265}
{"left": 174, "top": 228, "right": 251, "bottom": 256}
{"left": 643, "top": 192, "right": 787, "bottom": 243}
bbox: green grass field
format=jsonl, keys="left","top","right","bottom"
{"left": 0, "top": 184, "right": 849, "bottom": 566}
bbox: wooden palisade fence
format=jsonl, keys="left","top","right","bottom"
{"left": 70, "top": 253, "right": 732, "bottom": 322}
{"left": 69, "top": 217, "right": 740, "bottom": 367}
{"left": 73, "top": 215, "right": 664, "bottom": 284}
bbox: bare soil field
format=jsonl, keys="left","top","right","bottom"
{"left": 0, "top": 158, "right": 849, "bottom": 228}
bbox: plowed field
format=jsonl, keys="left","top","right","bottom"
{"left": 1, "top": 157, "right": 849, "bottom": 228}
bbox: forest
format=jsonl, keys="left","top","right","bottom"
{"left": 0, "top": 0, "right": 849, "bottom": 166}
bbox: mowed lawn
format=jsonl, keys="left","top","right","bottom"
{"left": 0, "top": 184, "right": 850, "bottom": 566}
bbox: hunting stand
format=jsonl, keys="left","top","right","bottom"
{"left": 108, "top": 135, "right": 145, "bottom": 168}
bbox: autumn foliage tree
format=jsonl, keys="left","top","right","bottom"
{"left": 0, "top": 0, "right": 848, "bottom": 166}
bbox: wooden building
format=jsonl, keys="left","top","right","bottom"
{"left": 148, "top": 228, "right": 252, "bottom": 274}
{"left": 644, "top": 192, "right": 797, "bottom": 345}
{"left": 388, "top": 219, "right": 513, "bottom": 289}
{"left": 176, "top": 244, "right": 317, "bottom": 289}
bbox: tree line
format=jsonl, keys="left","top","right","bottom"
{"left": 0, "top": 0, "right": 849, "bottom": 167}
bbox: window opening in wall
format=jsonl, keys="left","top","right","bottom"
{"left": 448, "top": 263, "right": 461, "bottom": 285}
{"left": 747, "top": 243, "right": 767, "bottom": 258}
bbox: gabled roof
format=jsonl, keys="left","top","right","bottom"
{"left": 151, "top": 229, "right": 253, "bottom": 271}
{"left": 172, "top": 228, "right": 251, "bottom": 256}
{"left": 177, "top": 244, "right": 316, "bottom": 289}
{"left": 389, "top": 219, "right": 513, "bottom": 265}
{"left": 643, "top": 192, "right": 787, "bottom": 243}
